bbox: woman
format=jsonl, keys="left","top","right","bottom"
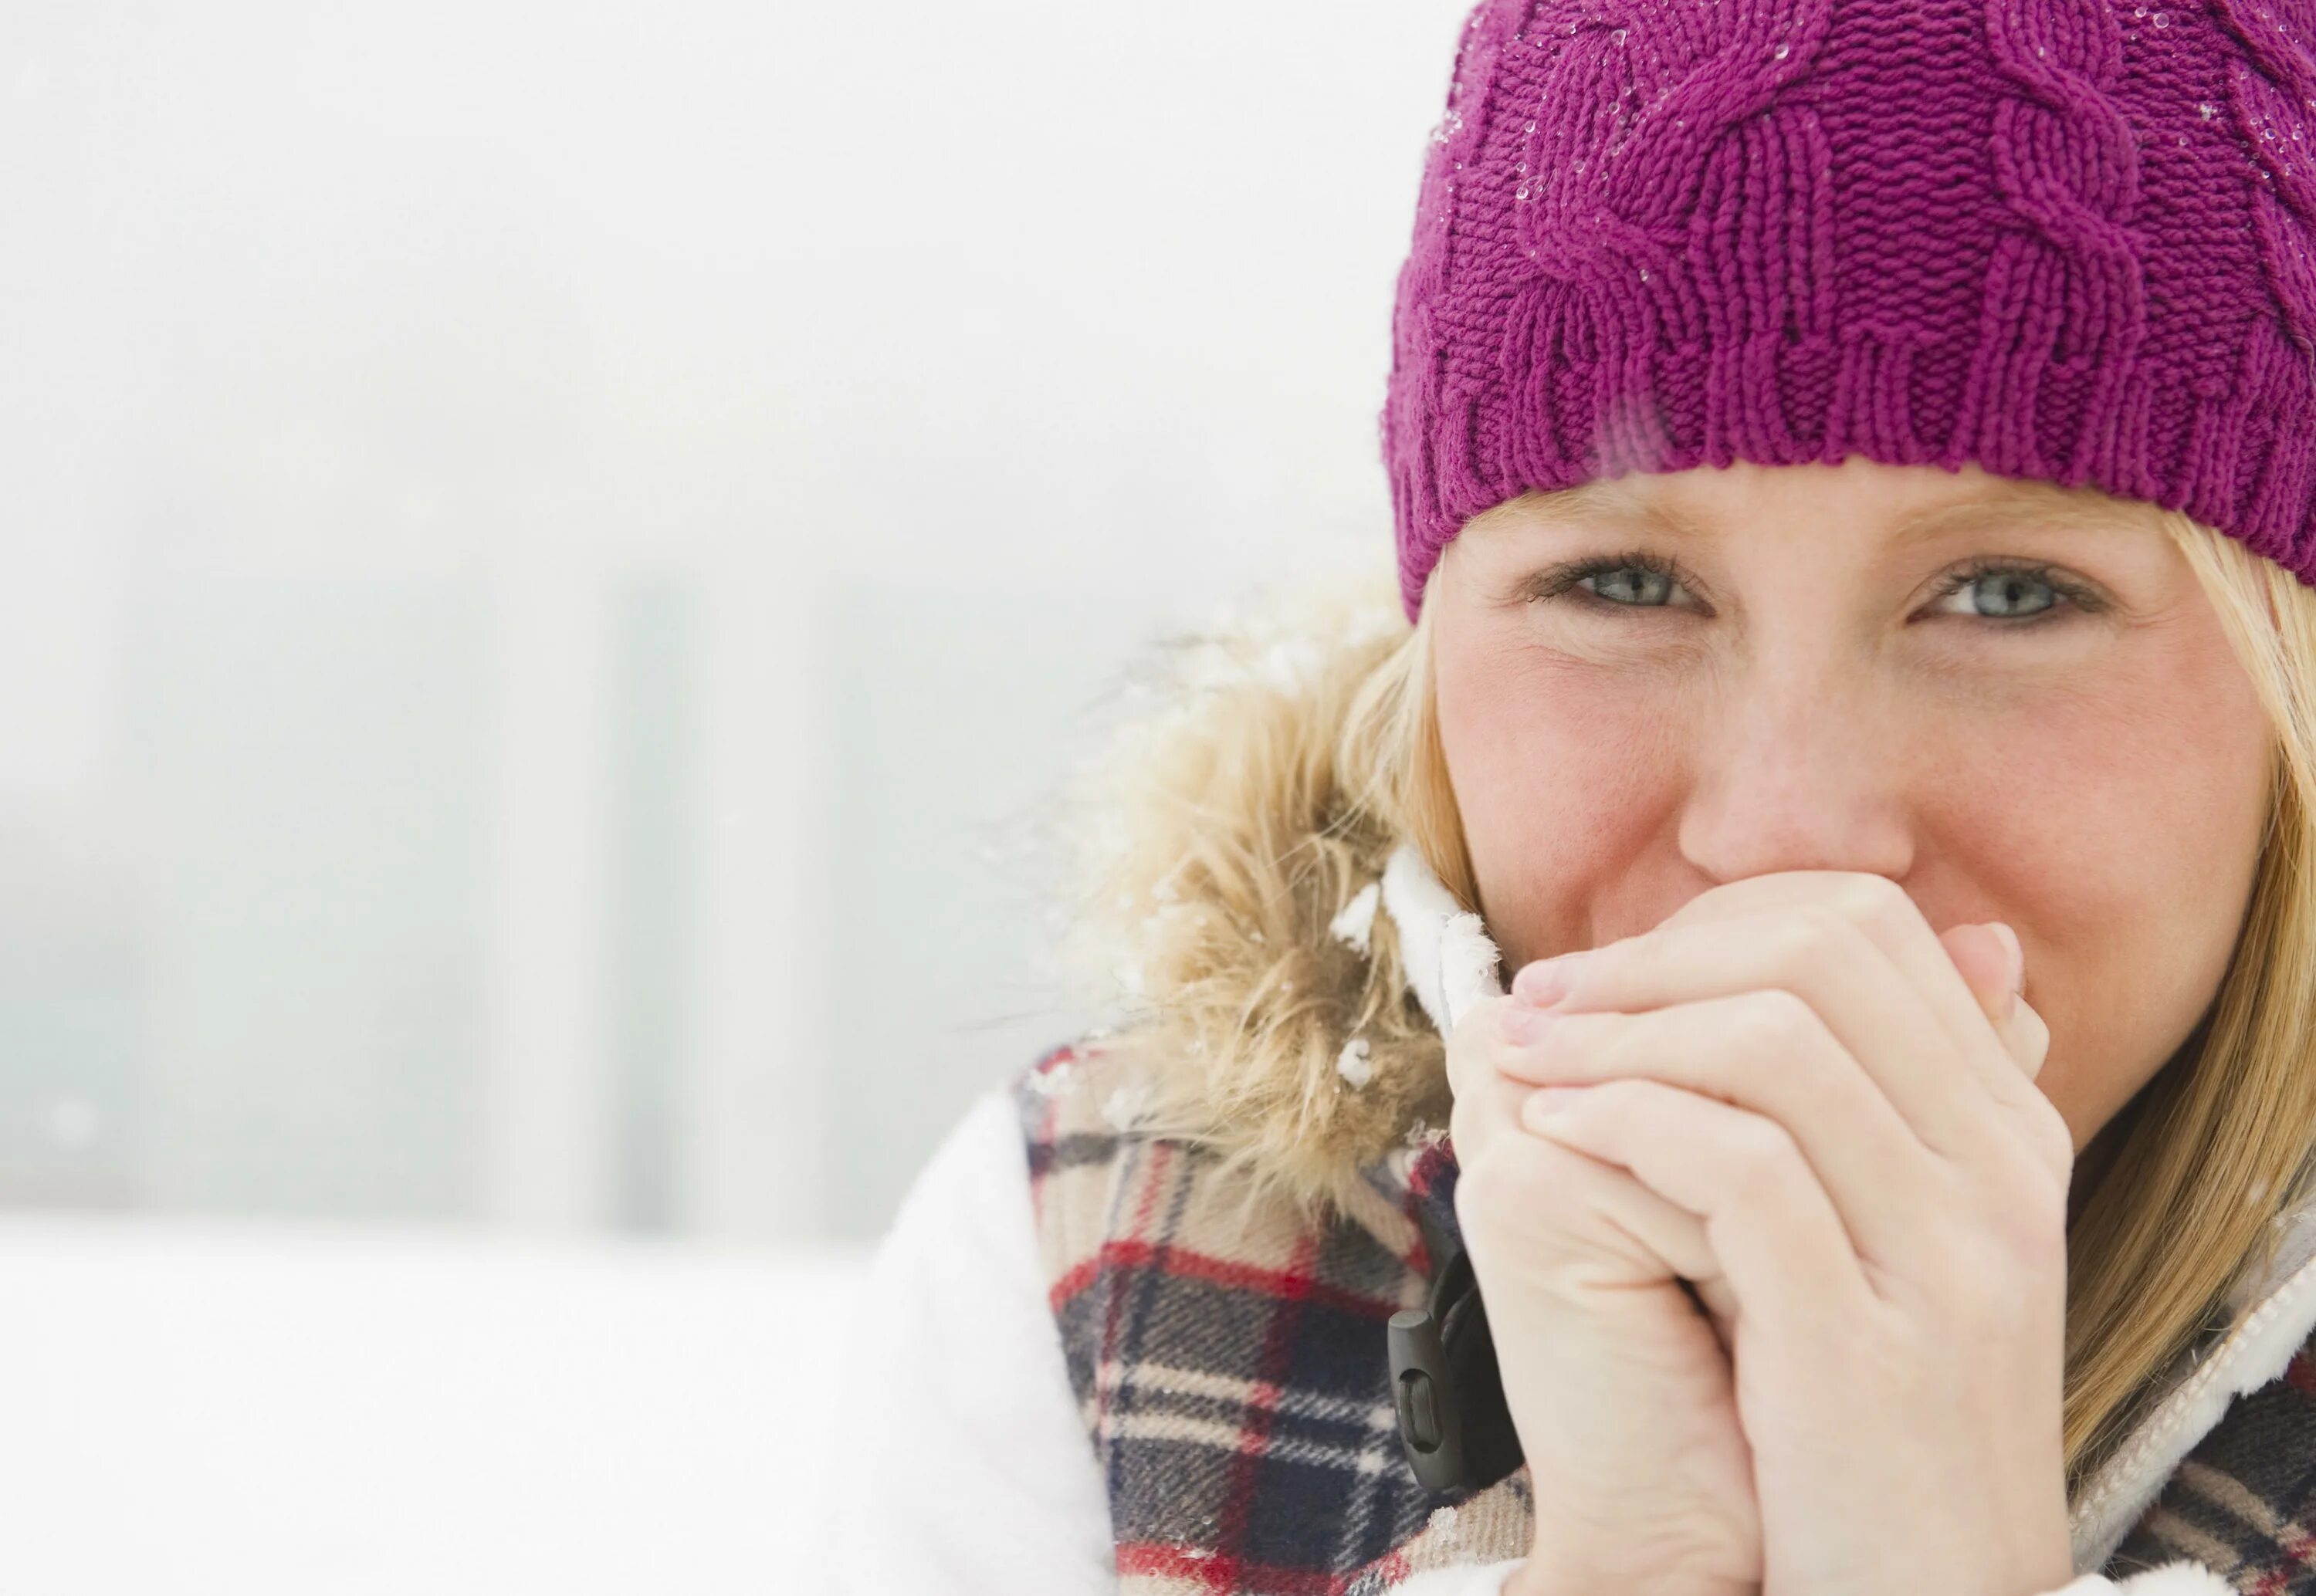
{"left": 827, "top": 2, "right": 2316, "bottom": 1592}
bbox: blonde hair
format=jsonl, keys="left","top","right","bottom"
{"left": 1065, "top": 502, "right": 2316, "bottom": 1493}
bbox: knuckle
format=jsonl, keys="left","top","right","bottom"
{"left": 1786, "top": 902, "right": 1873, "bottom": 972}
{"left": 1723, "top": 1114, "right": 1806, "bottom": 1211}
{"left": 1771, "top": 902, "right": 1841, "bottom": 962}
{"left": 2022, "top": 1096, "right": 2077, "bottom": 1185}
{"left": 1831, "top": 873, "right": 1922, "bottom": 942}
{"left": 1723, "top": 986, "right": 1817, "bottom": 1060}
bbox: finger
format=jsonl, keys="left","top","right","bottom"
{"left": 1573, "top": 873, "right": 2036, "bottom": 1114}
{"left": 1454, "top": 1000, "right": 1732, "bottom": 1315}
{"left": 2008, "top": 1000, "right": 2052, "bottom": 1087}
{"left": 1460, "top": 999, "right": 1741, "bottom": 1336}
{"left": 1509, "top": 896, "right": 2040, "bottom": 1170}
{"left": 1938, "top": 921, "right": 2013, "bottom": 1023}
{"left": 1499, "top": 991, "right": 1936, "bottom": 1268}
{"left": 1444, "top": 995, "right": 1512, "bottom": 1105}
{"left": 1938, "top": 921, "right": 2051, "bottom": 1084}
{"left": 1452, "top": 996, "right": 1621, "bottom": 1185}
{"left": 1522, "top": 1078, "right": 1875, "bottom": 1331}
{"left": 1445, "top": 996, "right": 1542, "bottom": 1168}
{"left": 1495, "top": 1103, "right": 1731, "bottom": 1299}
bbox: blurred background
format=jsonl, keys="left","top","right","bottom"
{"left": 0, "top": 0, "right": 1471, "bottom": 1588}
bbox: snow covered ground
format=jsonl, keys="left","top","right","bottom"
{"left": 0, "top": 1215, "right": 866, "bottom": 1594}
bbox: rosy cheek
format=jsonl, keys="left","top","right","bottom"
{"left": 1437, "top": 641, "right": 1681, "bottom": 959}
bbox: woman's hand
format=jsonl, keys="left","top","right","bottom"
{"left": 1448, "top": 984, "right": 1760, "bottom": 1594}
{"left": 1491, "top": 871, "right": 2073, "bottom": 1596}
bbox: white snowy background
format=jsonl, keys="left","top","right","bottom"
{"left": 0, "top": 0, "right": 1472, "bottom": 1588}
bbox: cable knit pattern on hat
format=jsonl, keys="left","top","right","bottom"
{"left": 1382, "top": 0, "right": 2316, "bottom": 620}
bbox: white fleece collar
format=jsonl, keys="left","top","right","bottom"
{"left": 1379, "top": 843, "right": 1505, "bottom": 1035}
{"left": 1372, "top": 841, "right": 2316, "bottom": 1571}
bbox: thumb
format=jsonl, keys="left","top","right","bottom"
{"left": 1940, "top": 920, "right": 2051, "bottom": 1084}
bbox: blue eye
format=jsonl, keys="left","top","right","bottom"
{"left": 1529, "top": 551, "right": 1691, "bottom": 610}
{"left": 1928, "top": 562, "right": 2091, "bottom": 622}
{"left": 1525, "top": 552, "right": 2106, "bottom": 627}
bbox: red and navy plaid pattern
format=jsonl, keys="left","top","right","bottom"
{"left": 1011, "top": 1039, "right": 1531, "bottom": 1592}
{"left": 1012, "top": 1036, "right": 2316, "bottom": 1593}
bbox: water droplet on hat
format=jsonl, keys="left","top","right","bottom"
{"left": 1524, "top": 120, "right": 1536, "bottom": 133}
{"left": 2200, "top": 101, "right": 2219, "bottom": 120}
{"left": 1516, "top": 185, "right": 1532, "bottom": 200}
{"left": 1612, "top": 28, "right": 1627, "bottom": 43}
{"left": 1773, "top": 40, "right": 1789, "bottom": 59}
{"left": 1638, "top": 266, "right": 1650, "bottom": 281}
{"left": 2154, "top": 10, "right": 2169, "bottom": 24}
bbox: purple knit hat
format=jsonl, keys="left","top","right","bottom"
{"left": 1381, "top": 0, "right": 2316, "bottom": 621}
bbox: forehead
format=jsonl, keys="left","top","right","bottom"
{"left": 1478, "top": 459, "right": 2169, "bottom": 545}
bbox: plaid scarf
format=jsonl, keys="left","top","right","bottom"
{"left": 1012, "top": 1038, "right": 2316, "bottom": 1594}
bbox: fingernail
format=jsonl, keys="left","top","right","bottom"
{"left": 1990, "top": 922, "right": 2024, "bottom": 996}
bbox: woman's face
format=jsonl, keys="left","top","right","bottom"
{"left": 1430, "top": 455, "right": 2274, "bottom": 1152}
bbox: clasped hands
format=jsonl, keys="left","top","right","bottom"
{"left": 1447, "top": 870, "right": 2078, "bottom": 1596}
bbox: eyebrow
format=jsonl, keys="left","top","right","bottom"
{"left": 1504, "top": 475, "right": 2163, "bottom": 543}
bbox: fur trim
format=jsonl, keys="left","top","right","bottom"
{"left": 1055, "top": 572, "right": 1460, "bottom": 1225}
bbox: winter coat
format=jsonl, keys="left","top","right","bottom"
{"left": 827, "top": 842, "right": 2316, "bottom": 1596}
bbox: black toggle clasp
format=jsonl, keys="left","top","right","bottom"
{"left": 1386, "top": 1202, "right": 1525, "bottom": 1495}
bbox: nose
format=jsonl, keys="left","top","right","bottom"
{"left": 1674, "top": 658, "right": 1917, "bottom": 887}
